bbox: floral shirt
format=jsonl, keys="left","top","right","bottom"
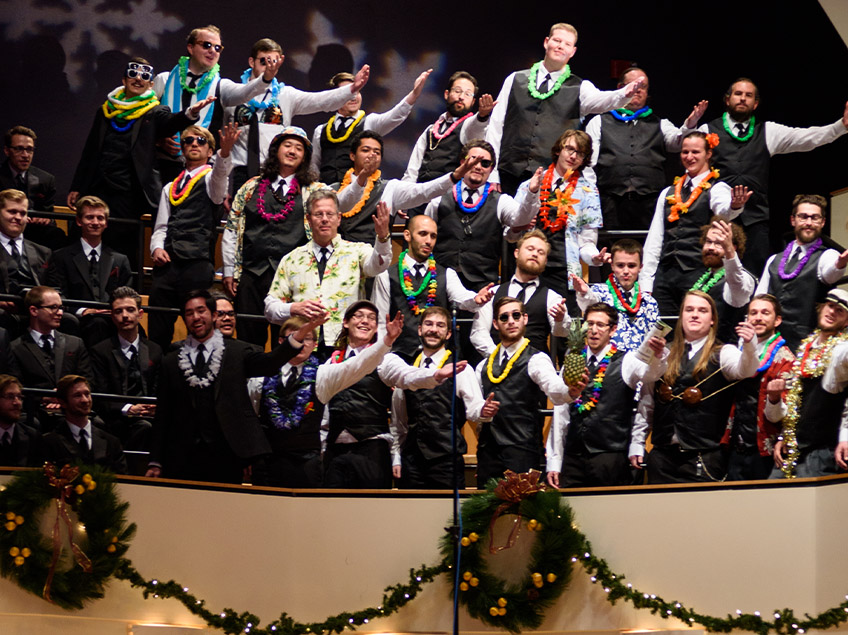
{"left": 577, "top": 279, "right": 659, "bottom": 352}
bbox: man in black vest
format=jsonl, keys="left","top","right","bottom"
{"left": 771, "top": 290, "right": 848, "bottom": 478}
{"left": 402, "top": 71, "right": 493, "bottom": 190}
{"left": 148, "top": 123, "right": 238, "bottom": 350}
{"left": 486, "top": 22, "right": 644, "bottom": 195}
{"left": 424, "top": 140, "right": 541, "bottom": 292}
{"left": 223, "top": 126, "right": 317, "bottom": 348}
{"left": 0, "top": 375, "right": 40, "bottom": 467}
{"left": 311, "top": 69, "right": 431, "bottom": 185}
{"left": 547, "top": 302, "right": 666, "bottom": 488}
{"left": 393, "top": 306, "right": 498, "bottom": 489}
{"left": 90, "top": 287, "right": 161, "bottom": 454}
{"left": 475, "top": 296, "right": 571, "bottom": 486}
{"left": 630, "top": 291, "right": 758, "bottom": 483}
{"left": 699, "top": 78, "right": 848, "bottom": 274}
{"left": 756, "top": 194, "right": 848, "bottom": 352}
{"left": 372, "top": 214, "right": 491, "bottom": 357}
{"left": 585, "top": 67, "right": 706, "bottom": 231}
{"left": 471, "top": 229, "right": 570, "bottom": 358}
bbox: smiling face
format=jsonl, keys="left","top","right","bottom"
{"left": 543, "top": 28, "right": 577, "bottom": 70}
{"left": 0, "top": 199, "right": 27, "bottom": 239}
{"left": 725, "top": 81, "right": 759, "bottom": 122}
{"left": 515, "top": 236, "right": 549, "bottom": 277}
{"left": 747, "top": 298, "right": 781, "bottom": 340}
{"left": 790, "top": 202, "right": 825, "bottom": 245}
{"left": 277, "top": 137, "right": 306, "bottom": 176}
{"left": 463, "top": 146, "right": 494, "bottom": 188}
{"left": 493, "top": 300, "right": 528, "bottom": 347}
{"left": 343, "top": 307, "right": 378, "bottom": 348}
{"left": 187, "top": 29, "right": 221, "bottom": 72}
{"left": 30, "top": 290, "right": 63, "bottom": 332}
{"left": 418, "top": 312, "right": 450, "bottom": 353}
{"left": 4, "top": 133, "right": 35, "bottom": 172}
{"left": 680, "top": 136, "right": 712, "bottom": 177}
{"left": 214, "top": 298, "right": 235, "bottom": 337}
{"left": 76, "top": 205, "right": 108, "bottom": 242}
{"left": 680, "top": 294, "right": 714, "bottom": 341}
{"left": 611, "top": 250, "right": 641, "bottom": 291}
{"left": 183, "top": 297, "right": 216, "bottom": 341}
{"left": 818, "top": 301, "right": 848, "bottom": 335}
{"left": 404, "top": 215, "right": 438, "bottom": 262}
{"left": 122, "top": 73, "right": 153, "bottom": 99}
{"left": 61, "top": 380, "right": 93, "bottom": 419}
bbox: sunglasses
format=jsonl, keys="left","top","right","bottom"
{"left": 181, "top": 136, "right": 208, "bottom": 147}
{"left": 125, "top": 62, "right": 153, "bottom": 81}
{"left": 258, "top": 56, "right": 280, "bottom": 66}
{"left": 497, "top": 310, "right": 524, "bottom": 323}
{"left": 196, "top": 40, "right": 223, "bottom": 52}
{"left": 477, "top": 159, "right": 494, "bottom": 168}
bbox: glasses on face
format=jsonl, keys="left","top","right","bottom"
{"left": 8, "top": 145, "right": 34, "bottom": 154}
{"left": 562, "top": 146, "right": 585, "bottom": 158}
{"left": 586, "top": 320, "right": 611, "bottom": 330}
{"left": 477, "top": 158, "right": 494, "bottom": 168}
{"left": 125, "top": 62, "right": 153, "bottom": 81}
{"left": 258, "top": 57, "right": 279, "bottom": 66}
{"left": 497, "top": 310, "right": 524, "bottom": 323}
{"left": 181, "top": 136, "right": 208, "bottom": 147}
{"left": 0, "top": 392, "right": 22, "bottom": 402}
{"left": 449, "top": 87, "right": 475, "bottom": 99}
{"left": 310, "top": 211, "right": 339, "bottom": 220}
{"left": 37, "top": 304, "right": 64, "bottom": 313}
{"left": 195, "top": 40, "right": 223, "bottom": 52}
{"left": 217, "top": 310, "right": 236, "bottom": 318}
{"left": 795, "top": 213, "right": 823, "bottom": 223}
{"left": 350, "top": 311, "right": 377, "bottom": 323}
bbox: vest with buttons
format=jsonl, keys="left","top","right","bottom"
{"left": 387, "top": 261, "right": 449, "bottom": 356}
{"left": 164, "top": 175, "right": 219, "bottom": 261}
{"left": 596, "top": 112, "right": 667, "bottom": 196}
{"left": 335, "top": 179, "right": 388, "bottom": 244}
{"left": 242, "top": 181, "right": 306, "bottom": 276}
{"left": 319, "top": 118, "right": 366, "bottom": 185}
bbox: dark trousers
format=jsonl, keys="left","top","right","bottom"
{"left": 324, "top": 439, "right": 392, "bottom": 489}
{"left": 769, "top": 447, "right": 845, "bottom": 479}
{"left": 726, "top": 445, "right": 773, "bottom": 481}
{"left": 497, "top": 170, "right": 534, "bottom": 198}
{"left": 236, "top": 269, "right": 278, "bottom": 349}
{"left": 148, "top": 258, "right": 214, "bottom": 350}
{"left": 647, "top": 445, "right": 727, "bottom": 484}
{"left": 652, "top": 264, "right": 704, "bottom": 319}
{"left": 600, "top": 191, "right": 658, "bottom": 232}
{"left": 89, "top": 181, "right": 152, "bottom": 273}
{"left": 400, "top": 444, "right": 466, "bottom": 490}
{"left": 476, "top": 440, "right": 542, "bottom": 489}
{"left": 740, "top": 220, "right": 770, "bottom": 279}
{"left": 267, "top": 449, "right": 323, "bottom": 488}
{"left": 561, "top": 451, "right": 634, "bottom": 487}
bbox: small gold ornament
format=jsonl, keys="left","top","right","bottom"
{"left": 468, "top": 532, "right": 479, "bottom": 542}
{"left": 546, "top": 573, "right": 557, "bottom": 583}
{"left": 75, "top": 484, "right": 85, "bottom": 495}
{"left": 489, "top": 607, "right": 499, "bottom": 617}
{"left": 9, "top": 547, "right": 19, "bottom": 557}
{"left": 459, "top": 582, "right": 469, "bottom": 591}
{"left": 528, "top": 519, "right": 538, "bottom": 529}
{"left": 87, "top": 480, "right": 97, "bottom": 491}
{"left": 470, "top": 577, "right": 479, "bottom": 587}
{"left": 14, "top": 516, "right": 23, "bottom": 525}
{"left": 3, "top": 522, "right": 15, "bottom": 531}
{"left": 82, "top": 474, "right": 93, "bottom": 485}
{"left": 107, "top": 545, "right": 117, "bottom": 553}
{"left": 497, "top": 597, "right": 507, "bottom": 608}
{"left": 20, "top": 548, "right": 30, "bottom": 557}
{"left": 460, "top": 537, "right": 470, "bottom": 547}
{"left": 13, "top": 556, "right": 24, "bottom": 566}
{"left": 498, "top": 608, "right": 507, "bottom": 616}
{"left": 462, "top": 571, "right": 472, "bottom": 581}
{"left": 4, "top": 512, "right": 14, "bottom": 521}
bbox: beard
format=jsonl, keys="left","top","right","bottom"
{"left": 702, "top": 253, "right": 723, "bottom": 269}
{"left": 518, "top": 259, "right": 544, "bottom": 277}
{"left": 447, "top": 100, "right": 471, "bottom": 118}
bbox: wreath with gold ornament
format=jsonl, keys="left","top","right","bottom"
{"left": 439, "top": 471, "right": 582, "bottom": 632}
{"left": 0, "top": 462, "right": 135, "bottom": 610}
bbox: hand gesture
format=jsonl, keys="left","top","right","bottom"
{"left": 623, "top": 75, "right": 646, "bottom": 97}
{"left": 262, "top": 56, "right": 282, "bottom": 82}
{"left": 548, "top": 298, "right": 567, "bottom": 323}
{"left": 567, "top": 368, "right": 590, "bottom": 400}
{"left": 188, "top": 95, "right": 217, "bottom": 119}
{"left": 836, "top": 248, "right": 848, "bottom": 270}
{"left": 152, "top": 248, "right": 171, "bottom": 266}
{"left": 773, "top": 439, "right": 786, "bottom": 468}
{"left": 478, "top": 94, "right": 495, "bottom": 119}
{"left": 218, "top": 122, "right": 241, "bottom": 158}
{"left": 295, "top": 310, "right": 330, "bottom": 342}
{"left": 629, "top": 455, "right": 645, "bottom": 469}
{"left": 451, "top": 154, "right": 483, "bottom": 182}
{"left": 569, "top": 273, "right": 589, "bottom": 295}
{"left": 591, "top": 247, "right": 611, "bottom": 267}
{"left": 223, "top": 276, "right": 238, "bottom": 297}
{"left": 357, "top": 151, "right": 381, "bottom": 185}
{"left": 474, "top": 282, "right": 495, "bottom": 306}
{"left": 372, "top": 201, "right": 391, "bottom": 240}
{"left": 836, "top": 442, "right": 848, "bottom": 471}
{"left": 647, "top": 335, "right": 666, "bottom": 357}
{"left": 730, "top": 185, "right": 752, "bottom": 210}
{"left": 435, "top": 360, "right": 468, "bottom": 382}
{"left": 384, "top": 311, "right": 404, "bottom": 344}
{"left": 407, "top": 68, "right": 433, "bottom": 103}
{"left": 766, "top": 378, "right": 785, "bottom": 404}
{"left": 528, "top": 166, "right": 544, "bottom": 194}
{"left": 842, "top": 101, "right": 848, "bottom": 129}
{"left": 684, "top": 100, "right": 709, "bottom": 128}
{"left": 546, "top": 471, "right": 560, "bottom": 488}
{"left": 292, "top": 299, "right": 327, "bottom": 320}
{"left": 735, "top": 320, "right": 756, "bottom": 343}
{"left": 711, "top": 218, "right": 735, "bottom": 257}
{"left": 351, "top": 65, "right": 370, "bottom": 93}
{"left": 67, "top": 191, "right": 79, "bottom": 209}
{"left": 481, "top": 391, "right": 500, "bottom": 418}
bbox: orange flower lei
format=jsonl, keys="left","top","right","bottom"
{"left": 537, "top": 164, "right": 580, "bottom": 232}
{"left": 337, "top": 168, "right": 381, "bottom": 218}
{"left": 665, "top": 168, "right": 720, "bottom": 223}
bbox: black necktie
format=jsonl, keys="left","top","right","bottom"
{"left": 501, "top": 351, "right": 510, "bottom": 369}
{"left": 683, "top": 342, "right": 693, "bottom": 360}
{"left": 89, "top": 250, "right": 101, "bottom": 300}
{"left": 78, "top": 428, "right": 90, "bottom": 458}
{"left": 126, "top": 344, "right": 143, "bottom": 396}
{"left": 0, "top": 430, "right": 10, "bottom": 448}
{"left": 553, "top": 177, "right": 563, "bottom": 191}
{"left": 412, "top": 264, "right": 426, "bottom": 286}
{"left": 14, "top": 173, "right": 26, "bottom": 193}
{"left": 438, "top": 118, "right": 449, "bottom": 134}
{"left": 681, "top": 180, "right": 692, "bottom": 200}
{"left": 541, "top": 73, "right": 552, "bottom": 94}
{"left": 515, "top": 281, "right": 533, "bottom": 304}
{"left": 347, "top": 350, "right": 355, "bottom": 359}
{"left": 464, "top": 188, "right": 477, "bottom": 206}
{"left": 586, "top": 355, "right": 598, "bottom": 377}
{"left": 42, "top": 335, "right": 52, "bottom": 356}
{"left": 317, "top": 247, "right": 330, "bottom": 281}
{"left": 194, "top": 343, "right": 208, "bottom": 377}
{"left": 9, "top": 240, "right": 21, "bottom": 267}
{"left": 423, "top": 357, "right": 433, "bottom": 368}
{"left": 736, "top": 123, "right": 747, "bottom": 137}
{"left": 335, "top": 116, "right": 349, "bottom": 133}
{"left": 285, "top": 366, "right": 299, "bottom": 390}
{"left": 785, "top": 246, "right": 801, "bottom": 271}
{"left": 182, "top": 72, "right": 200, "bottom": 111}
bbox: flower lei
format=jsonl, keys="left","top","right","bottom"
{"left": 778, "top": 238, "right": 822, "bottom": 280}
{"left": 429, "top": 112, "right": 474, "bottom": 148}
{"left": 168, "top": 165, "right": 213, "bottom": 206}
{"left": 414, "top": 350, "right": 451, "bottom": 369}
{"left": 398, "top": 250, "right": 438, "bottom": 315}
{"left": 261, "top": 355, "right": 319, "bottom": 431}
{"left": 778, "top": 330, "right": 848, "bottom": 478}
{"left": 239, "top": 68, "right": 280, "bottom": 112}
{"left": 572, "top": 344, "right": 617, "bottom": 413}
{"left": 605, "top": 275, "right": 641, "bottom": 314}
{"left": 178, "top": 57, "right": 219, "bottom": 94}
{"left": 486, "top": 338, "right": 530, "bottom": 384}
{"left": 722, "top": 112, "right": 756, "bottom": 142}
{"left": 338, "top": 168, "right": 381, "bottom": 218}
{"left": 665, "top": 168, "right": 720, "bottom": 223}
{"left": 611, "top": 106, "right": 653, "bottom": 121}
{"left": 325, "top": 110, "right": 366, "bottom": 143}
{"left": 691, "top": 268, "right": 725, "bottom": 293}
{"left": 756, "top": 333, "right": 785, "bottom": 373}
{"left": 177, "top": 331, "right": 224, "bottom": 388}
{"left": 453, "top": 181, "right": 491, "bottom": 214}
{"left": 102, "top": 87, "right": 159, "bottom": 131}
{"left": 537, "top": 165, "right": 580, "bottom": 232}
{"left": 527, "top": 62, "right": 571, "bottom": 100}
{"left": 255, "top": 177, "right": 299, "bottom": 222}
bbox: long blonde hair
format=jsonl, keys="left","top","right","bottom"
{"left": 663, "top": 290, "right": 722, "bottom": 385}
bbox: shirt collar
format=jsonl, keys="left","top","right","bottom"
{"left": 421, "top": 346, "right": 449, "bottom": 367}
{"left": 587, "top": 343, "right": 612, "bottom": 361}
{"left": 0, "top": 232, "right": 21, "bottom": 249}
{"left": 501, "top": 338, "right": 527, "bottom": 357}
{"left": 67, "top": 419, "right": 92, "bottom": 443}
{"left": 29, "top": 328, "right": 55, "bottom": 346}
{"left": 118, "top": 333, "right": 140, "bottom": 354}
{"left": 686, "top": 335, "right": 709, "bottom": 357}
{"left": 80, "top": 238, "right": 102, "bottom": 257}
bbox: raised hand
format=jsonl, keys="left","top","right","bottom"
{"left": 591, "top": 247, "right": 611, "bottom": 266}
{"left": 351, "top": 65, "right": 370, "bottom": 93}
{"left": 262, "top": 56, "right": 282, "bottom": 81}
{"left": 188, "top": 95, "right": 217, "bottom": 119}
{"left": 218, "top": 122, "right": 241, "bottom": 158}
{"left": 384, "top": 311, "right": 404, "bottom": 344}
{"left": 481, "top": 391, "right": 500, "bottom": 418}
{"left": 451, "top": 154, "right": 482, "bottom": 182}
{"left": 474, "top": 282, "right": 495, "bottom": 306}
{"left": 528, "top": 166, "right": 544, "bottom": 193}
{"left": 730, "top": 185, "right": 752, "bottom": 210}
{"left": 407, "top": 69, "right": 433, "bottom": 103}
{"left": 569, "top": 273, "right": 589, "bottom": 295}
{"left": 372, "top": 201, "right": 391, "bottom": 241}
{"left": 478, "top": 94, "right": 495, "bottom": 119}
{"left": 684, "top": 100, "right": 709, "bottom": 128}
{"left": 735, "top": 320, "right": 756, "bottom": 343}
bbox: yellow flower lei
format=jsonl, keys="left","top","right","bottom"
{"left": 337, "top": 168, "right": 381, "bottom": 218}
{"left": 168, "top": 166, "right": 213, "bottom": 206}
{"left": 486, "top": 338, "right": 530, "bottom": 384}
{"left": 414, "top": 350, "right": 451, "bottom": 369}
{"left": 325, "top": 110, "right": 366, "bottom": 143}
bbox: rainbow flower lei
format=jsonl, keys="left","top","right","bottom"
{"left": 168, "top": 166, "right": 213, "bottom": 206}
{"left": 398, "top": 250, "right": 438, "bottom": 315}
{"left": 255, "top": 177, "right": 299, "bottom": 222}
{"left": 261, "top": 355, "right": 319, "bottom": 431}
{"left": 573, "top": 344, "right": 616, "bottom": 413}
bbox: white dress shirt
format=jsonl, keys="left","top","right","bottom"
{"left": 402, "top": 112, "right": 490, "bottom": 182}
{"left": 423, "top": 177, "right": 540, "bottom": 229}
{"left": 474, "top": 338, "right": 571, "bottom": 406}
{"left": 755, "top": 240, "right": 846, "bottom": 294}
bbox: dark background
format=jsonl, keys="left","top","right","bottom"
{"left": 1, "top": 0, "right": 846, "bottom": 249}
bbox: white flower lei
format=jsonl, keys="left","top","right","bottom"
{"left": 178, "top": 330, "right": 225, "bottom": 388}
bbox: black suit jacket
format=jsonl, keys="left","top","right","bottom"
{"left": 71, "top": 105, "right": 192, "bottom": 208}
{"left": 46, "top": 241, "right": 132, "bottom": 302}
{"left": 0, "top": 422, "right": 41, "bottom": 467}
{"left": 9, "top": 330, "right": 92, "bottom": 389}
{"left": 40, "top": 419, "right": 127, "bottom": 473}
{"left": 91, "top": 335, "right": 162, "bottom": 418}
{"left": 152, "top": 337, "right": 300, "bottom": 476}
{"left": 0, "top": 161, "right": 56, "bottom": 212}
{"left": 0, "top": 327, "right": 12, "bottom": 376}
{"left": 0, "top": 238, "right": 50, "bottom": 294}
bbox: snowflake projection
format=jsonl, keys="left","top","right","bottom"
{"left": 287, "top": 9, "right": 367, "bottom": 73}
{"left": 372, "top": 49, "right": 444, "bottom": 118}
{"left": 0, "top": 0, "right": 182, "bottom": 90}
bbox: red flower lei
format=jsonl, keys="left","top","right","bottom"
{"left": 537, "top": 164, "right": 580, "bottom": 232}
{"left": 430, "top": 112, "right": 473, "bottom": 141}
{"left": 665, "top": 168, "right": 719, "bottom": 223}
{"left": 606, "top": 275, "right": 642, "bottom": 315}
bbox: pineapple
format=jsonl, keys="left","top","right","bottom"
{"left": 561, "top": 318, "right": 587, "bottom": 385}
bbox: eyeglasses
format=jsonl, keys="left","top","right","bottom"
{"left": 795, "top": 213, "right": 823, "bottom": 222}
{"left": 195, "top": 40, "right": 223, "bottom": 52}
{"left": 350, "top": 311, "right": 377, "bottom": 323}
{"left": 585, "top": 320, "right": 611, "bottom": 330}
{"left": 561, "top": 146, "right": 585, "bottom": 158}
{"left": 310, "top": 211, "right": 340, "bottom": 219}
{"left": 8, "top": 145, "right": 33, "bottom": 154}
{"left": 497, "top": 310, "right": 524, "bottom": 323}
{"left": 258, "top": 57, "right": 280, "bottom": 66}
{"left": 216, "top": 310, "right": 236, "bottom": 318}
{"left": 37, "top": 304, "right": 64, "bottom": 313}
{"left": 181, "top": 136, "right": 208, "bottom": 147}
{"left": 0, "top": 393, "right": 22, "bottom": 402}
{"left": 125, "top": 62, "right": 153, "bottom": 81}
{"left": 449, "top": 87, "right": 475, "bottom": 98}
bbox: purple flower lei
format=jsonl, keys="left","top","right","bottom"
{"left": 261, "top": 354, "right": 319, "bottom": 431}
{"left": 255, "top": 177, "right": 299, "bottom": 222}
{"left": 778, "top": 238, "right": 822, "bottom": 280}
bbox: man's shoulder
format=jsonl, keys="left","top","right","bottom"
{"left": 90, "top": 336, "right": 119, "bottom": 357}
{"left": 27, "top": 164, "right": 55, "bottom": 184}
{"left": 55, "top": 331, "right": 85, "bottom": 349}
{"left": 51, "top": 242, "right": 83, "bottom": 261}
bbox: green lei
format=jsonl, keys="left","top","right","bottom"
{"left": 178, "top": 56, "right": 219, "bottom": 94}
{"left": 722, "top": 112, "right": 756, "bottom": 142}
{"left": 691, "top": 268, "right": 725, "bottom": 293}
{"left": 528, "top": 62, "right": 571, "bottom": 100}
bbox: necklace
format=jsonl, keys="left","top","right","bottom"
{"left": 452, "top": 181, "right": 490, "bottom": 213}
{"left": 414, "top": 350, "right": 450, "bottom": 369}
{"left": 778, "top": 239, "right": 822, "bottom": 280}
{"left": 527, "top": 62, "right": 571, "bottom": 100}
{"left": 102, "top": 87, "right": 159, "bottom": 122}
{"left": 178, "top": 57, "right": 219, "bottom": 95}
{"left": 338, "top": 168, "right": 381, "bottom": 217}
{"left": 177, "top": 332, "right": 224, "bottom": 388}
{"left": 756, "top": 333, "right": 785, "bottom": 373}
{"left": 605, "top": 275, "right": 641, "bottom": 314}
{"left": 722, "top": 112, "right": 756, "bottom": 142}
{"left": 665, "top": 168, "right": 719, "bottom": 223}
{"left": 255, "top": 177, "right": 299, "bottom": 222}
{"left": 429, "top": 112, "right": 474, "bottom": 150}
{"left": 325, "top": 110, "right": 365, "bottom": 143}
{"left": 573, "top": 344, "right": 617, "bottom": 413}
{"left": 239, "top": 69, "right": 280, "bottom": 112}
{"left": 537, "top": 164, "right": 580, "bottom": 232}
{"left": 398, "top": 251, "right": 438, "bottom": 315}
{"left": 486, "top": 338, "right": 530, "bottom": 384}
{"left": 691, "top": 268, "right": 725, "bottom": 293}
{"left": 261, "top": 355, "right": 318, "bottom": 431}
{"left": 168, "top": 166, "right": 212, "bottom": 206}
{"left": 611, "top": 106, "right": 653, "bottom": 121}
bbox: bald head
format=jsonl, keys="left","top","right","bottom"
{"left": 404, "top": 214, "right": 438, "bottom": 262}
